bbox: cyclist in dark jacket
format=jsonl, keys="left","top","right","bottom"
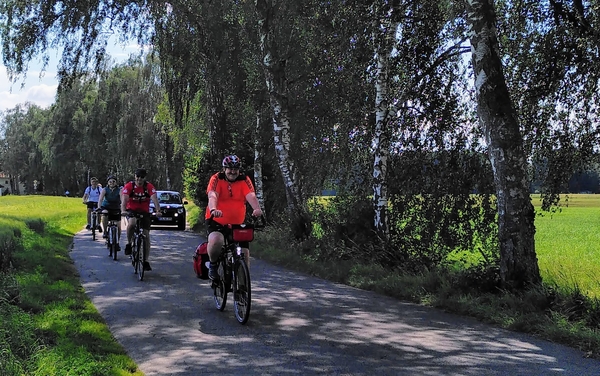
{"left": 98, "top": 176, "right": 123, "bottom": 250}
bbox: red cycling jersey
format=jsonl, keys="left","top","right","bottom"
{"left": 205, "top": 172, "right": 254, "bottom": 225}
{"left": 122, "top": 181, "right": 156, "bottom": 212}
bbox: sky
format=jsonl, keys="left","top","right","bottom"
{"left": 0, "top": 40, "right": 139, "bottom": 112}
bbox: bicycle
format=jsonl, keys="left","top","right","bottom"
{"left": 210, "top": 216, "right": 265, "bottom": 324}
{"left": 103, "top": 211, "right": 121, "bottom": 261}
{"left": 126, "top": 212, "right": 149, "bottom": 281}
{"left": 90, "top": 208, "right": 99, "bottom": 241}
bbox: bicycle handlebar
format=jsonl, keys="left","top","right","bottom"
{"left": 208, "top": 214, "right": 266, "bottom": 229}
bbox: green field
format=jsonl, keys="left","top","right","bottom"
{"left": 533, "top": 194, "right": 600, "bottom": 297}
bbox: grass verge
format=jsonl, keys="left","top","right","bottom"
{"left": 0, "top": 195, "right": 142, "bottom": 376}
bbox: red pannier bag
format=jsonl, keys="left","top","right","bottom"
{"left": 230, "top": 224, "right": 254, "bottom": 242}
{"left": 193, "top": 241, "right": 210, "bottom": 279}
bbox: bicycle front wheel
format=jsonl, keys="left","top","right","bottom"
{"left": 213, "top": 261, "right": 227, "bottom": 311}
{"left": 91, "top": 215, "right": 96, "bottom": 241}
{"left": 233, "top": 258, "right": 251, "bottom": 324}
{"left": 137, "top": 236, "right": 145, "bottom": 281}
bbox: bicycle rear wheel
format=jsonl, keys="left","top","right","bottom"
{"left": 137, "top": 236, "right": 145, "bottom": 281}
{"left": 213, "top": 261, "right": 227, "bottom": 311}
{"left": 233, "top": 258, "right": 251, "bottom": 324}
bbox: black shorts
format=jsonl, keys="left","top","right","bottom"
{"left": 205, "top": 219, "right": 250, "bottom": 249}
{"left": 86, "top": 202, "right": 98, "bottom": 209}
{"left": 128, "top": 212, "right": 151, "bottom": 230}
{"left": 101, "top": 207, "right": 121, "bottom": 221}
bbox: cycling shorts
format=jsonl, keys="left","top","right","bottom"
{"left": 101, "top": 207, "right": 121, "bottom": 221}
{"left": 86, "top": 201, "right": 98, "bottom": 209}
{"left": 127, "top": 211, "right": 151, "bottom": 230}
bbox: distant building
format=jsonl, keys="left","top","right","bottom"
{"left": 0, "top": 172, "right": 26, "bottom": 195}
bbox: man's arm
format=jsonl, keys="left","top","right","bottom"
{"left": 121, "top": 194, "right": 129, "bottom": 213}
{"left": 245, "top": 192, "right": 263, "bottom": 217}
{"left": 150, "top": 193, "right": 162, "bottom": 217}
{"left": 207, "top": 190, "right": 222, "bottom": 217}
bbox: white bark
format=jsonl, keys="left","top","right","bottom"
{"left": 465, "top": 0, "right": 541, "bottom": 287}
{"left": 371, "top": 6, "right": 400, "bottom": 237}
{"left": 254, "top": 110, "right": 266, "bottom": 216}
{"left": 255, "top": 0, "right": 307, "bottom": 232}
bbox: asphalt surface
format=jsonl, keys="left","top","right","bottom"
{"left": 70, "top": 222, "right": 600, "bottom": 375}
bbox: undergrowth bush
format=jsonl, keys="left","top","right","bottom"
{"left": 25, "top": 218, "right": 45, "bottom": 234}
{"left": 0, "top": 227, "right": 23, "bottom": 272}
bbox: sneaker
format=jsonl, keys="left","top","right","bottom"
{"left": 208, "top": 262, "right": 219, "bottom": 281}
{"left": 116, "top": 244, "right": 121, "bottom": 252}
{"left": 102, "top": 233, "right": 108, "bottom": 239}
{"left": 97, "top": 226, "right": 103, "bottom": 233}
{"left": 143, "top": 261, "right": 152, "bottom": 271}
{"left": 124, "top": 244, "right": 132, "bottom": 255}
{"left": 85, "top": 224, "right": 91, "bottom": 230}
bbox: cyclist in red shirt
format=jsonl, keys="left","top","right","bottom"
{"left": 121, "top": 168, "right": 162, "bottom": 271}
{"left": 205, "top": 155, "right": 263, "bottom": 280}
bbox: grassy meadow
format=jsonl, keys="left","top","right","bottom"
{"left": 533, "top": 194, "right": 600, "bottom": 298}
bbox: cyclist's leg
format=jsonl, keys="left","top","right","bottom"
{"left": 101, "top": 209, "right": 109, "bottom": 237}
{"left": 126, "top": 217, "right": 136, "bottom": 245}
{"left": 86, "top": 207, "right": 92, "bottom": 227}
{"left": 207, "top": 231, "right": 225, "bottom": 262}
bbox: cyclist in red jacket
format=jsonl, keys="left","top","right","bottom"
{"left": 121, "top": 168, "right": 161, "bottom": 271}
{"left": 205, "top": 155, "right": 263, "bottom": 280}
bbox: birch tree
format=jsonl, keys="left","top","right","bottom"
{"left": 371, "top": 1, "right": 400, "bottom": 237}
{"left": 255, "top": 0, "right": 310, "bottom": 237}
{"left": 465, "top": 0, "right": 541, "bottom": 288}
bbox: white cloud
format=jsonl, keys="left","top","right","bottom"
{"left": 0, "top": 68, "right": 58, "bottom": 112}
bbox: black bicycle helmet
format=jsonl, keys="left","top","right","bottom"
{"left": 222, "top": 155, "right": 242, "bottom": 169}
{"left": 134, "top": 168, "right": 147, "bottom": 178}
{"left": 107, "top": 175, "right": 117, "bottom": 182}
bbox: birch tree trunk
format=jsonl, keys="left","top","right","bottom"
{"left": 465, "top": 0, "right": 541, "bottom": 288}
{"left": 254, "top": 110, "right": 266, "bottom": 217}
{"left": 255, "top": 0, "right": 310, "bottom": 238}
{"left": 372, "top": 11, "right": 397, "bottom": 238}
{"left": 373, "top": 53, "right": 391, "bottom": 237}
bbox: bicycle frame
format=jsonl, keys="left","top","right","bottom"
{"left": 105, "top": 216, "right": 119, "bottom": 260}
{"left": 127, "top": 212, "right": 148, "bottom": 281}
{"left": 91, "top": 209, "right": 99, "bottom": 241}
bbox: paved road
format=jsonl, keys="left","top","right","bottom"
{"left": 71, "top": 224, "right": 600, "bottom": 375}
